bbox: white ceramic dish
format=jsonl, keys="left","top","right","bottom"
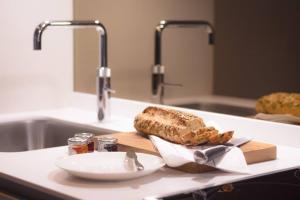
{"left": 56, "top": 152, "right": 165, "bottom": 181}
{"left": 255, "top": 113, "right": 300, "bottom": 125}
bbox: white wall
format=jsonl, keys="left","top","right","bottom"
{"left": 0, "top": 0, "right": 73, "bottom": 113}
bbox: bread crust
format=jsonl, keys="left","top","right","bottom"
{"left": 134, "top": 106, "right": 233, "bottom": 145}
{"left": 256, "top": 92, "right": 300, "bottom": 117}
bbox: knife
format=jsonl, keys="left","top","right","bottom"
{"left": 194, "top": 137, "right": 251, "bottom": 165}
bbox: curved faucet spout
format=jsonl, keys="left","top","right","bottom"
{"left": 33, "top": 20, "right": 108, "bottom": 67}
{"left": 154, "top": 20, "right": 214, "bottom": 66}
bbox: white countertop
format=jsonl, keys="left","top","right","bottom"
{"left": 0, "top": 92, "right": 300, "bottom": 199}
{"left": 1, "top": 145, "right": 300, "bottom": 200}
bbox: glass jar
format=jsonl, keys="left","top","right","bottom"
{"left": 68, "top": 137, "right": 88, "bottom": 155}
{"left": 97, "top": 136, "right": 118, "bottom": 152}
{"left": 74, "top": 132, "right": 95, "bottom": 152}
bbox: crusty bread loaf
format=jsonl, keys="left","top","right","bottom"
{"left": 134, "top": 106, "right": 233, "bottom": 145}
{"left": 256, "top": 92, "right": 300, "bottom": 117}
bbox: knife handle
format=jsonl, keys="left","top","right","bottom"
{"left": 194, "top": 145, "right": 230, "bottom": 164}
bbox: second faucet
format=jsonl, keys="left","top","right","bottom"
{"left": 152, "top": 20, "right": 215, "bottom": 104}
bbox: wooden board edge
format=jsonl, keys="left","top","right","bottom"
{"left": 244, "top": 145, "right": 277, "bottom": 164}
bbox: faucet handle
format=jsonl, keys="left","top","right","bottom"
{"left": 105, "top": 87, "right": 116, "bottom": 94}
{"left": 162, "top": 82, "right": 183, "bottom": 87}
{"left": 151, "top": 82, "right": 183, "bottom": 105}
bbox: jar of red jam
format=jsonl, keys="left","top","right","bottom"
{"left": 74, "top": 132, "right": 95, "bottom": 152}
{"left": 97, "top": 136, "right": 118, "bottom": 152}
{"left": 68, "top": 137, "right": 88, "bottom": 155}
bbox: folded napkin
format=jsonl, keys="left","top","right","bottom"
{"left": 149, "top": 135, "right": 249, "bottom": 174}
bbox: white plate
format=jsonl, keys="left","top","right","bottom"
{"left": 56, "top": 152, "right": 165, "bottom": 181}
{"left": 255, "top": 113, "right": 300, "bottom": 125}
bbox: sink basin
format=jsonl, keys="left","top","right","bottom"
{"left": 0, "top": 117, "right": 112, "bottom": 152}
{"left": 173, "top": 102, "right": 256, "bottom": 116}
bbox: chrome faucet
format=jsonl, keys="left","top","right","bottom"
{"left": 152, "top": 20, "right": 215, "bottom": 104}
{"left": 33, "top": 20, "right": 111, "bottom": 121}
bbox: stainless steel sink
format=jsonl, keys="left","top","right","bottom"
{"left": 173, "top": 102, "right": 256, "bottom": 116}
{"left": 0, "top": 117, "right": 112, "bottom": 152}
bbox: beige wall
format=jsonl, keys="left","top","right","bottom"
{"left": 214, "top": 0, "right": 300, "bottom": 99}
{"left": 74, "top": 0, "right": 214, "bottom": 101}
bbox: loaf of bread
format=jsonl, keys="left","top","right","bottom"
{"left": 256, "top": 92, "right": 300, "bottom": 117}
{"left": 134, "top": 106, "right": 233, "bottom": 146}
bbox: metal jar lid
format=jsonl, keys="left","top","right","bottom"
{"left": 97, "top": 136, "right": 118, "bottom": 144}
{"left": 68, "top": 137, "right": 88, "bottom": 145}
{"left": 74, "top": 132, "right": 94, "bottom": 139}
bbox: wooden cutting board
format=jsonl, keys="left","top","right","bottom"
{"left": 98, "top": 132, "right": 277, "bottom": 173}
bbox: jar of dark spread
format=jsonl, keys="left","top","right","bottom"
{"left": 68, "top": 137, "right": 88, "bottom": 155}
{"left": 97, "top": 136, "right": 118, "bottom": 152}
{"left": 74, "top": 132, "right": 95, "bottom": 152}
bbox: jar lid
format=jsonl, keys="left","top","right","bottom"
{"left": 74, "top": 132, "right": 94, "bottom": 138}
{"left": 68, "top": 136, "right": 88, "bottom": 145}
{"left": 97, "top": 136, "right": 118, "bottom": 143}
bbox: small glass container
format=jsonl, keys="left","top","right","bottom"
{"left": 97, "top": 136, "right": 118, "bottom": 152}
{"left": 68, "top": 137, "right": 88, "bottom": 155}
{"left": 74, "top": 132, "right": 95, "bottom": 152}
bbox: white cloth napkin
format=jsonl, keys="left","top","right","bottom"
{"left": 149, "top": 135, "right": 249, "bottom": 174}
